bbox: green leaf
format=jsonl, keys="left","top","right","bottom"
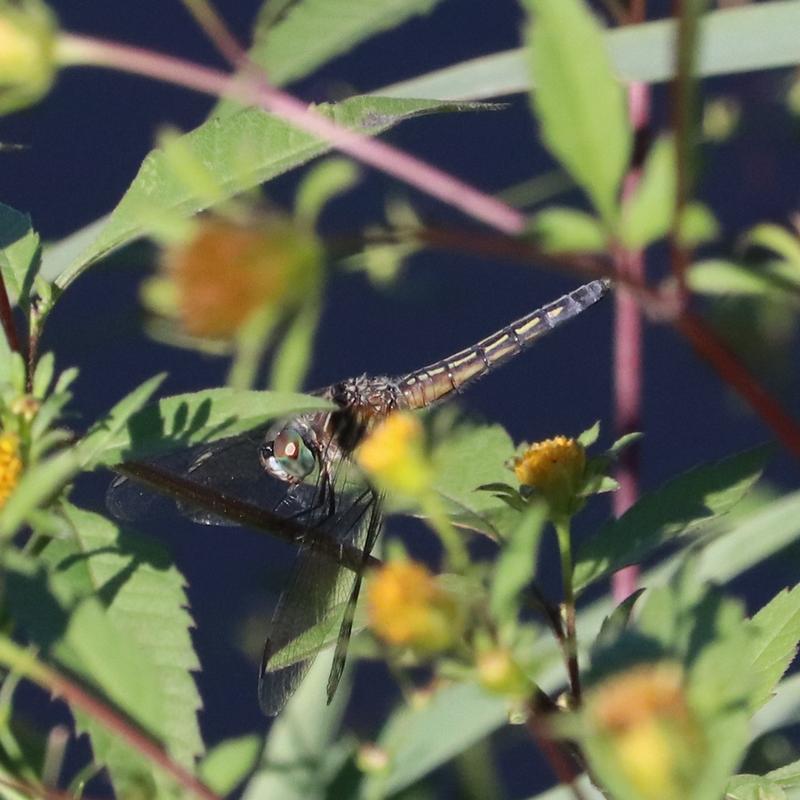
{"left": 526, "top": 207, "right": 607, "bottom": 253}
{"left": 678, "top": 201, "right": 720, "bottom": 248}
{"left": 590, "top": 589, "right": 645, "bottom": 662}
{"left": 688, "top": 259, "right": 800, "bottom": 299}
{"left": 574, "top": 446, "right": 770, "bottom": 593}
{"left": 213, "top": 0, "right": 444, "bottom": 117}
{"left": 0, "top": 201, "right": 40, "bottom": 310}
{"left": 3, "top": 550, "right": 164, "bottom": 738}
{"left": 361, "top": 682, "right": 510, "bottom": 799}
{"left": 429, "top": 422, "right": 517, "bottom": 537}
{"left": 727, "top": 774, "right": 787, "bottom": 800}
{"left": 489, "top": 503, "right": 546, "bottom": 622}
{"left": 618, "top": 135, "right": 676, "bottom": 249}
{"left": 269, "top": 299, "right": 322, "bottom": 392}
{"left": 746, "top": 586, "right": 800, "bottom": 712}
{"left": 767, "top": 757, "right": 800, "bottom": 791}
{"left": 55, "top": 96, "right": 493, "bottom": 291}
{"left": 0, "top": 376, "right": 166, "bottom": 535}
{"left": 241, "top": 647, "right": 352, "bottom": 800}
{"left": 200, "top": 735, "right": 261, "bottom": 796}
{"left": 294, "top": 157, "right": 360, "bottom": 224}
{"left": 524, "top": 0, "right": 631, "bottom": 225}
{"left": 41, "top": 505, "right": 202, "bottom": 791}
{"left": 91, "top": 387, "right": 331, "bottom": 466}
{"left": 743, "top": 223, "right": 800, "bottom": 268}
{"left": 380, "top": 2, "right": 800, "bottom": 101}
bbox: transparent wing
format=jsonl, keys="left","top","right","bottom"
{"left": 258, "top": 464, "right": 383, "bottom": 716}
{"left": 106, "top": 425, "right": 288, "bottom": 525}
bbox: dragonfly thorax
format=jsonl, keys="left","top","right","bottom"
{"left": 259, "top": 424, "right": 316, "bottom": 483}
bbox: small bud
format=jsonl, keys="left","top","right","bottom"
{"left": 356, "top": 412, "right": 432, "bottom": 498}
{"left": 367, "top": 559, "right": 462, "bottom": 654}
{"left": 587, "top": 663, "right": 706, "bottom": 800}
{"left": 0, "top": 0, "right": 57, "bottom": 114}
{"left": 513, "top": 436, "right": 586, "bottom": 517}
{"left": 10, "top": 394, "right": 39, "bottom": 422}
{"left": 356, "top": 743, "right": 390, "bottom": 774}
{"left": 476, "top": 648, "right": 531, "bottom": 699}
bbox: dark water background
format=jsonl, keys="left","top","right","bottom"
{"left": 1, "top": 1, "right": 799, "bottom": 796}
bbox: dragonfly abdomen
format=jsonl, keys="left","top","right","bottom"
{"left": 397, "top": 278, "right": 611, "bottom": 409}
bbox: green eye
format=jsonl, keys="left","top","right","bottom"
{"left": 273, "top": 429, "right": 315, "bottom": 478}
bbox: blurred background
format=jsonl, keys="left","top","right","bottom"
{"left": 1, "top": 0, "right": 799, "bottom": 796}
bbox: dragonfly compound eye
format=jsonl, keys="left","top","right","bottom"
{"left": 268, "top": 429, "right": 315, "bottom": 481}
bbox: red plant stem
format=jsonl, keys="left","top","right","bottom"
{"left": 611, "top": 81, "right": 649, "bottom": 604}
{"left": 0, "top": 271, "right": 21, "bottom": 356}
{"left": 676, "top": 310, "right": 800, "bottom": 458}
{"left": 56, "top": 34, "right": 525, "bottom": 236}
{"left": 526, "top": 706, "right": 587, "bottom": 800}
{"left": 40, "top": 666, "right": 219, "bottom": 800}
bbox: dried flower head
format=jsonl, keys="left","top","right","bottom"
{"left": 367, "top": 559, "right": 461, "bottom": 653}
{"left": 162, "top": 215, "right": 320, "bottom": 339}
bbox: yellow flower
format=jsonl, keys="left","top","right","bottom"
{"left": 0, "top": 0, "right": 57, "bottom": 114}
{"left": 159, "top": 215, "right": 321, "bottom": 340}
{"left": 476, "top": 648, "right": 531, "bottom": 699}
{"left": 356, "top": 412, "right": 432, "bottom": 498}
{"left": 0, "top": 432, "right": 23, "bottom": 507}
{"left": 367, "top": 560, "right": 461, "bottom": 653}
{"left": 513, "top": 436, "right": 586, "bottom": 516}
{"left": 587, "top": 663, "right": 705, "bottom": 800}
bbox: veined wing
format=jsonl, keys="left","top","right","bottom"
{"left": 259, "top": 480, "right": 384, "bottom": 716}
{"left": 106, "top": 425, "right": 288, "bottom": 525}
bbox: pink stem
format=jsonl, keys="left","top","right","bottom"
{"left": 57, "top": 34, "right": 525, "bottom": 236}
{"left": 611, "top": 81, "right": 649, "bottom": 604}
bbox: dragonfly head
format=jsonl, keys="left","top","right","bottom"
{"left": 259, "top": 425, "right": 316, "bottom": 483}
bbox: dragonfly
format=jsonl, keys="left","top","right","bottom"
{"left": 107, "top": 277, "right": 611, "bottom": 715}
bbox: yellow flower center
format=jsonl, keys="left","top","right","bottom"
{"left": 367, "top": 560, "right": 459, "bottom": 653}
{"left": 0, "top": 433, "right": 23, "bottom": 508}
{"left": 514, "top": 436, "right": 586, "bottom": 491}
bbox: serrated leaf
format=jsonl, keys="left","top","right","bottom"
{"left": 527, "top": 207, "right": 607, "bottom": 253}
{"left": 489, "top": 503, "right": 546, "bottom": 622}
{"left": 746, "top": 585, "right": 800, "bottom": 711}
{"left": 574, "top": 446, "right": 770, "bottom": 593}
{"left": 41, "top": 505, "right": 202, "bottom": 791}
{"left": 525, "top": 0, "right": 631, "bottom": 225}
{"left": 590, "top": 588, "right": 645, "bottom": 662}
{"left": 0, "top": 376, "right": 166, "bottom": 535}
{"left": 56, "top": 96, "right": 494, "bottom": 290}
{"left": 0, "top": 201, "right": 40, "bottom": 310}
{"left": 92, "top": 387, "right": 331, "bottom": 466}
{"left": 618, "top": 135, "right": 676, "bottom": 249}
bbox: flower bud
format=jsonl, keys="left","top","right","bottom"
{"left": 356, "top": 412, "right": 432, "bottom": 499}
{"left": 513, "top": 435, "right": 586, "bottom": 517}
{"left": 0, "top": 431, "right": 23, "bottom": 507}
{"left": 0, "top": 0, "right": 57, "bottom": 114}
{"left": 367, "top": 559, "right": 462, "bottom": 654}
{"left": 586, "top": 663, "right": 706, "bottom": 800}
{"left": 476, "top": 648, "right": 531, "bottom": 699}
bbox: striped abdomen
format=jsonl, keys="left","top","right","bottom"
{"left": 397, "top": 278, "right": 611, "bottom": 410}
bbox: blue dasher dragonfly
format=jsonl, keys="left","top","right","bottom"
{"left": 107, "top": 277, "right": 610, "bottom": 715}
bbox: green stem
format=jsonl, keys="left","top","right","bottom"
{"left": 423, "top": 493, "right": 469, "bottom": 573}
{"left": 555, "top": 516, "right": 581, "bottom": 705}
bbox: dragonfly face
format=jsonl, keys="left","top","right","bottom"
{"left": 107, "top": 278, "right": 612, "bottom": 716}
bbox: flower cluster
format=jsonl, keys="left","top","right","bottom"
{"left": 0, "top": 432, "right": 22, "bottom": 508}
